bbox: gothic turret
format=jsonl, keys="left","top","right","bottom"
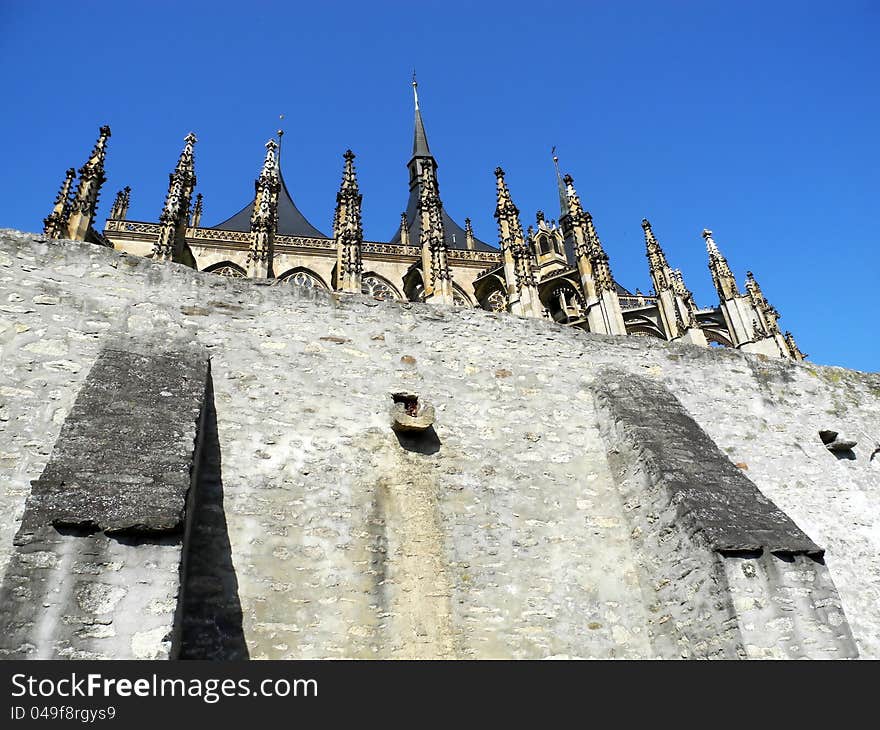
{"left": 493, "top": 167, "right": 542, "bottom": 317}
{"left": 109, "top": 186, "right": 131, "bottom": 221}
{"left": 560, "top": 173, "right": 626, "bottom": 335}
{"left": 642, "top": 219, "right": 706, "bottom": 346}
{"left": 66, "top": 125, "right": 111, "bottom": 242}
{"left": 334, "top": 150, "right": 364, "bottom": 294}
{"left": 530, "top": 210, "right": 568, "bottom": 277}
{"left": 246, "top": 139, "right": 280, "bottom": 279}
{"left": 43, "top": 168, "right": 76, "bottom": 239}
{"left": 153, "top": 133, "right": 197, "bottom": 264}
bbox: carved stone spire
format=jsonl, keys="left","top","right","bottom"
{"left": 784, "top": 331, "right": 806, "bottom": 361}
{"left": 558, "top": 173, "right": 626, "bottom": 335}
{"left": 703, "top": 228, "right": 739, "bottom": 300}
{"left": 190, "top": 193, "right": 203, "bottom": 227}
{"left": 66, "top": 125, "right": 111, "bottom": 241}
{"left": 464, "top": 217, "right": 475, "bottom": 251}
{"left": 153, "top": 132, "right": 197, "bottom": 263}
{"left": 745, "top": 270, "right": 780, "bottom": 335}
{"left": 43, "top": 168, "right": 76, "bottom": 238}
{"left": 582, "top": 211, "right": 615, "bottom": 294}
{"left": 399, "top": 212, "right": 410, "bottom": 246}
{"left": 642, "top": 218, "right": 671, "bottom": 291}
{"left": 109, "top": 186, "right": 131, "bottom": 220}
{"left": 670, "top": 268, "right": 700, "bottom": 320}
{"left": 493, "top": 167, "right": 541, "bottom": 317}
{"left": 562, "top": 174, "right": 584, "bottom": 224}
{"left": 641, "top": 219, "right": 705, "bottom": 344}
{"left": 563, "top": 171, "right": 616, "bottom": 291}
{"left": 702, "top": 229, "right": 790, "bottom": 357}
{"left": 417, "top": 157, "right": 452, "bottom": 303}
{"left": 246, "top": 139, "right": 280, "bottom": 278}
{"left": 334, "top": 149, "right": 364, "bottom": 293}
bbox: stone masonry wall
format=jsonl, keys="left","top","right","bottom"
{"left": 1, "top": 229, "right": 878, "bottom": 658}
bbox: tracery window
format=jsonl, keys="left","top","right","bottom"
{"left": 275, "top": 270, "right": 326, "bottom": 289}
{"left": 209, "top": 264, "right": 245, "bottom": 278}
{"left": 452, "top": 288, "right": 471, "bottom": 307}
{"left": 362, "top": 275, "right": 398, "bottom": 301}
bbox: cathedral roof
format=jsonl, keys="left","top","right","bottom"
{"left": 413, "top": 105, "right": 431, "bottom": 158}
{"left": 390, "top": 188, "right": 496, "bottom": 251}
{"left": 210, "top": 169, "right": 327, "bottom": 238}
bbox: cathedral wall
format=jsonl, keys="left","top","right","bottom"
{"left": 105, "top": 234, "right": 154, "bottom": 258}
{"left": 271, "top": 250, "right": 336, "bottom": 286}
{"left": 192, "top": 246, "right": 250, "bottom": 272}
{"left": 1, "top": 229, "right": 879, "bottom": 659}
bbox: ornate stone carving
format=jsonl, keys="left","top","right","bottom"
{"left": 66, "top": 126, "right": 111, "bottom": 241}
{"left": 109, "top": 186, "right": 131, "bottom": 221}
{"left": 334, "top": 150, "right": 364, "bottom": 293}
{"left": 43, "top": 168, "right": 76, "bottom": 239}
{"left": 246, "top": 139, "right": 280, "bottom": 278}
{"left": 153, "top": 133, "right": 197, "bottom": 264}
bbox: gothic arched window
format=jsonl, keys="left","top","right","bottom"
{"left": 274, "top": 269, "right": 329, "bottom": 289}
{"left": 206, "top": 263, "right": 246, "bottom": 278}
{"left": 452, "top": 287, "right": 471, "bottom": 307}
{"left": 362, "top": 275, "right": 399, "bottom": 301}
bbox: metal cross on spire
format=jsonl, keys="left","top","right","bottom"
{"left": 276, "top": 114, "right": 285, "bottom": 168}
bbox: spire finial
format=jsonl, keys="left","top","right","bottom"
{"left": 410, "top": 75, "right": 431, "bottom": 158}
{"left": 702, "top": 228, "right": 720, "bottom": 254}
{"left": 703, "top": 228, "right": 739, "bottom": 299}
{"left": 276, "top": 114, "right": 285, "bottom": 166}
{"left": 552, "top": 146, "right": 567, "bottom": 217}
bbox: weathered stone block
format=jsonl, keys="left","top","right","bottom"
{"left": 16, "top": 344, "right": 208, "bottom": 541}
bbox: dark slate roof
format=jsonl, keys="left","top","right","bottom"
{"left": 389, "top": 183, "right": 496, "bottom": 251}
{"left": 210, "top": 170, "right": 327, "bottom": 238}
{"left": 413, "top": 107, "right": 431, "bottom": 158}
{"left": 388, "top": 90, "right": 497, "bottom": 252}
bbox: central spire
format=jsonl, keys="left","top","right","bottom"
{"left": 411, "top": 73, "right": 431, "bottom": 158}
{"left": 552, "top": 147, "right": 567, "bottom": 218}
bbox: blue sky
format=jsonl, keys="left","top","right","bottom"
{"left": 1, "top": 1, "right": 876, "bottom": 370}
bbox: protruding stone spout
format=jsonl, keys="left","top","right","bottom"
{"left": 390, "top": 392, "right": 435, "bottom": 433}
